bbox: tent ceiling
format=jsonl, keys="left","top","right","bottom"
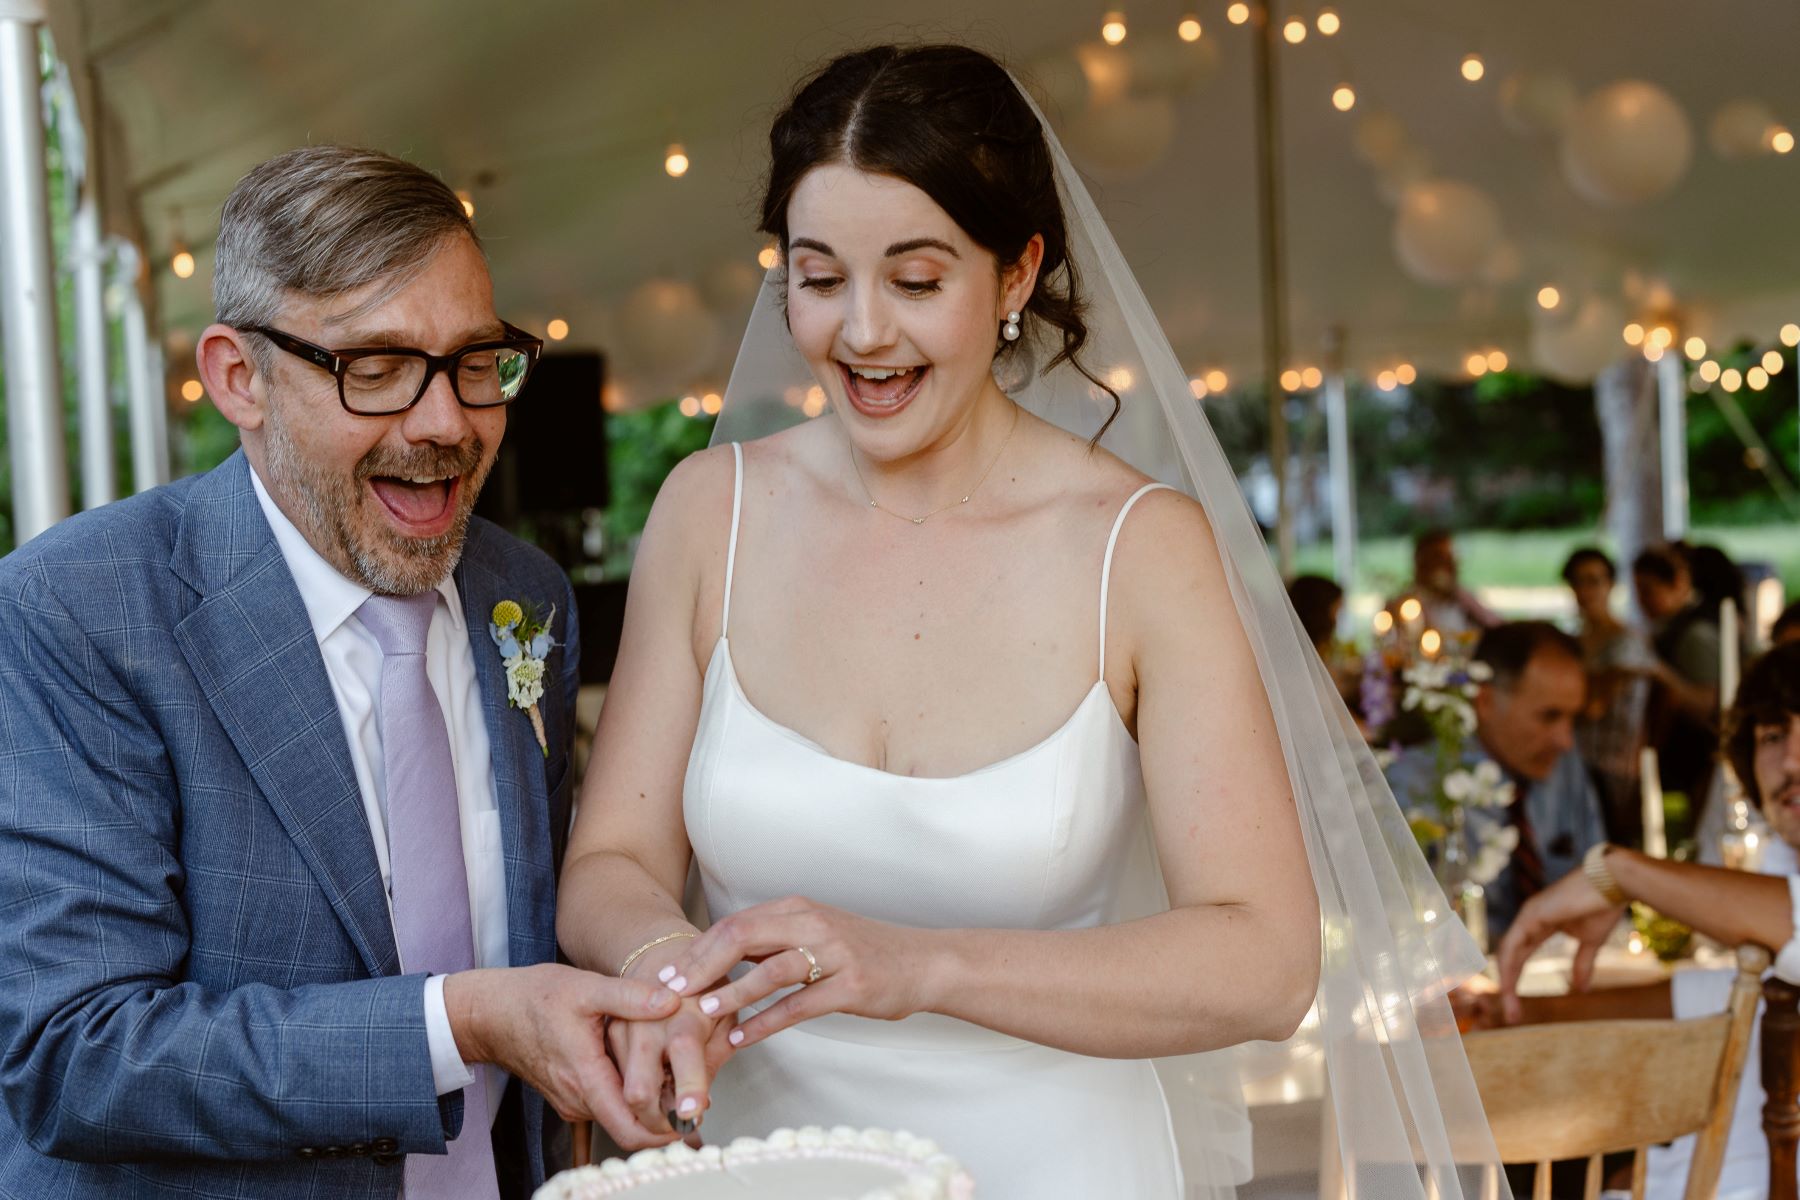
{"left": 47, "top": 0, "right": 1800, "bottom": 397}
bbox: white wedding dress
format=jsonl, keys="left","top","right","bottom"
{"left": 683, "top": 443, "right": 1184, "bottom": 1198}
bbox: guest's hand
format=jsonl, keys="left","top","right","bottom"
{"left": 1493, "top": 869, "right": 1623, "bottom": 1026}
{"left": 442, "top": 963, "right": 679, "bottom": 1150}
{"left": 663, "top": 896, "right": 934, "bottom": 1051}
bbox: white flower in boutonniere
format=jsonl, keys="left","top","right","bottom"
{"left": 489, "top": 598, "right": 558, "bottom": 757}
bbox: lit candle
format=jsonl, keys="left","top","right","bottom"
{"left": 1640, "top": 747, "right": 1666, "bottom": 858}
{"left": 1720, "top": 598, "right": 1740, "bottom": 711}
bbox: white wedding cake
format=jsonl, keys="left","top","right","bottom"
{"left": 535, "top": 1126, "right": 974, "bottom": 1200}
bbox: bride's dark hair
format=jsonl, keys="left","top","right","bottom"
{"left": 760, "top": 43, "right": 1118, "bottom": 437}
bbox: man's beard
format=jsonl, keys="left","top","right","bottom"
{"left": 264, "top": 402, "right": 491, "bottom": 596}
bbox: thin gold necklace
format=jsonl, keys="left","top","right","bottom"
{"left": 848, "top": 405, "right": 1021, "bottom": 525}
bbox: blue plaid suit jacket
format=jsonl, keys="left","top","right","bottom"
{"left": 0, "top": 451, "right": 580, "bottom": 1198}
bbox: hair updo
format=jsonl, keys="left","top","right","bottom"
{"left": 760, "top": 44, "right": 1117, "bottom": 436}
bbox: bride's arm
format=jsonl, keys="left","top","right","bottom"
{"left": 668, "top": 489, "right": 1321, "bottom": 1059}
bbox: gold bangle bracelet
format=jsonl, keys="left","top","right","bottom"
{"left": 618, "top": 931, "right": 696, "bottom": 979}
{"left": 1583, "top": 842, "right": 1628, "bottom": 907}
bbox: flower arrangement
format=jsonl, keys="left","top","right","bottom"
{"left": 489, "top": 599, "right": 558, "bottom": 756}
{"left": 1397, "top": 655, "right": 1520, "bottom": 894}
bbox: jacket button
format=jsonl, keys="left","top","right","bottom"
{"left": 322, "top": 1145, "right": 344, "bottom": 1158}
{"left": 350, "top": 1143, "right": 369, "bottom": 1156}
{"left": 296, "top": 1147, "right": 318, "bottom": 1160}
{"left": 372, "top": 1136, "right": 399, "bottom": 1154}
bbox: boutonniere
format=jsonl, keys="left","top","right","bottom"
{"left": 488, "top": 599, "right": 558, "bottom": 757}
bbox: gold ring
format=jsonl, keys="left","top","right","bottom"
{"left": 795, "top": 945, "right": 823, "bottom": 985}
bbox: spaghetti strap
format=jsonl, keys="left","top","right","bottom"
{"left": 1098, "top": 482, "right": 1177, "bottom": 680}
{"left": 722, "top": 443, "right": 744, "bottom": 635}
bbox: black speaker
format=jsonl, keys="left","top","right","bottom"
{"left": 476, "top": 352, "right": 610, "bottom": 525}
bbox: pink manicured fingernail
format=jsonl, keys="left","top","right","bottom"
{"left": 677, "top": 1097, "right": 698, "bottom": 1116}
{"left": 668, "top": 976, "right": 687, "bottom": 992}
{"left": 728, "top": 1029, "right": 745, "bottom": 1046}
{"left": 658, "top": 964, "right": 677, "bottom": 983}
{"left": 700, "top": 997, "right": 720, "bottom": 1016}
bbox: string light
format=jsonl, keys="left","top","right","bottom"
{"left": 1376, "top": 370, "right": 1398, "bottom": 391}
{"left": 1283, "top": 17, "right": 1307, "bottom": 43}
{"left": 1699, "top": 360, "right": 1722, "bottom": 383}
{"left": 1226, "top": 2, "right": 1249, "bottom": 24}
{"left": 1188, "top": 376, "right": 1209, "bottom": 400}
{"left": 456, "top": 190, "right": 475, "bottom": 218}
{"left": 1684, "top": 336, "right": 1706, "bottom": 359}
{"left": 1178, "top": 15, "right": 1203, "bottom": 41}
{"left": 546, "top": 318, "right": 569, "bottom": 341}
{"left": 802, "top": 385, "right": 827, "bottom": 417}
{"left": 1748, "top": 366, "right": 1770, "bottom": 391}
{"left": 1465, "top": 352, "right": 1488, "bottom": 376}
{"left": 1782, "top": 323, "right": 1799, "bottom": 347}
{"left": 1399, "top": 598, "right": 1423, "bottom": 622}
{"left": 1205, "top": 368, "right": 1229, "bottom": 392}
{"left": 1649, "top": 325, "right": 1674, "bottom": 349}
{"left": 1332, "top": 85, "right": 1356, "bottom": 112}
{"left": 1373, "top": 610, "right": 1394, "bottom": 635}
{"left": 701, "top": 391, "right": 723, "bottom": 415}
{"left": 1622, "top": 322, "right": 1645, "bottom": 346}
{"left": 1316, "top": 7, "right": 1340, "bottom": 35}
{"left": 170, "top": 247, "right": 196, "bottom": 279}
{"left": 1301, "top": 366, "right": 1323, "bottom": 388}
{"left": 1764, "top": 349, "right": 1785, "bottom": 374}
{"left": 1644, "top": 344, "right": 1664, "bottom": 363}
{"left": 757, "top": 244, "right": 780, "bottom": 269}
{"left": 1107, "top": 366, "right": 1135, "bottom": 390}
{"left": 1420, "top": 629, "right": 1443, "bottom": 657}
{"left": 1460, "top": 54, "right": 1485, "bottom": 83}
{"left": 1536, "top": 286, "right": 1560, "bottom": 310}
{"left": 664, "top": 144, "right": 690, "bottom": 177}
{"left": 1395, "top": 363, "right": 1417, "bottom": 385}
{"left": 1721, "top": 368, "right": 1743, "bottom": 392}
{"left": 1280, "top": 368, "right": 1302, "bottom": 391}
{"left": 1485, "top": 350, "right": 1508, "bottom": 372}
{"left": 180, "top": 380, "right": 204, "bottom": 403}
{"left": 1773, "top": 127, "right": 1796, "bottom": 155}
{"left": 1101, "top": 11, "right": 1127, "bottom": 44}
{"left": 679, "top": 395, "right": 701, "bottom": 417}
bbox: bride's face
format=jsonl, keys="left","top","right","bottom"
{"left": 785, "top": 164, "right": 1030, "bottom": 456}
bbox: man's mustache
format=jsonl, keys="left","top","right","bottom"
{"left": 355, "top": 437, "right": 484, "bottom": 484}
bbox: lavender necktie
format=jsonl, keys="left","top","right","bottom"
{"left": 358, "top": 592, "right": 500, "bottom": 1200}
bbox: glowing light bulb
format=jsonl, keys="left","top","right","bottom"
{"left": 456, "top": 190, "right": 475, "bottom": 218}
{"left": 1420, "top": 629, "right": 1443, "bottom": 657}
{"left": 1644, "top": 344, "right": 1665, "bottom": 363}
{"left": 1699, "top": 360, "right": 1721, "bottom": 383}
{"left": 1684, "top": 336, "right": 1706, "bottom": 360}
{"left": 1465, "top": 353, "right": 1488, "bottom": 376}
{"left": 180, "top": 379, "right": 204, "bottom": 403}
{"left": 1316, "top": 8, "right": 1340, "bottom": 35}
{"left": 1280, "top": 368, "right": 1302, "bottom": 392}
{"left": 1764, "top": 349, "right": 1784, "bottom": 374}
{"left": 1376, "top": 370, "right": 1398, "bottom": 391}
{"left": 1721, "top": 368, "right": 1743, "bottom": 392}
{"left": 1178, "top": 16, "right": 1202, "bottom": 41}
{"left": 1784, "top": 324, "right": 1800, "bottom": 347}
{"left": 1107, "top": 366, "right": 1135, "bottom": 390}
{"left": 171, "top": 249, "right": 196, "bottom": 279}
{"left": 1537, "top": 286, "right": 1560, "bottom": 310}
{"left": 1460, "top": 54, "right": 1485, "bottom": 82}
{"left": 1773, "top": 127, "right": 1795, "bottom": 155}
{"left": 757, "top": 244, "right": 780, "bottom": 270}
{"left": 1485, "top": 350, "right": 1508, "bottom": 372}
{"left": 679, "top": 395, "right": 701, "bottom": 417}
{"left": 1748, "top": 366, "right": 1770, "bottom": 391}
{"left": 1623, "top": 322, "right": 1645, "bottom": 346}
{"left": 664, "top": 144, "right": 690, "bottom": 177}
{"left": 1283, "top": 17, "right": 1307, "bottom": 43}
{"left": 1188, "top": 377, "right": 1209, "bottom": 400}
{"left": 1650, "top": 325, "right": 1674, "bottom": 349}
{"left": 701, "top": 392, "right": 723, "bottom": 415}
{"left": 1101, "top": 12, "right": 1127, "bottom": 44}
{"left": 1399, "top": 598, "right": 1423, "bottom": 623}
{"left": 1396, "top": 363, "right": 1417, "bottom": 385}
{"left": 1332, "top": 85, "right": 1356, "bottom": 112}
{"left": 1226, "top": 2, "right": 1249, "bottom": 23}
{"left": 1301, "top": 366, "right": 1323, "bottom": 388}
{"left": 546, "top": 318, "right": 569, "bottom": 341}
{"left": 1205, "top": 369, "right": 1228, "bottom": 392}
{"left": 802, "top": 386, "right": 826, "bottom": 417}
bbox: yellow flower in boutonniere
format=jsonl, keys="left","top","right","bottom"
{"left": 489, "top": 599, "right": 557, "bottom": 757}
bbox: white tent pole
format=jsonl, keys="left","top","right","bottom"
{"left": 0, "top": 0, "right": 71, "bottom": 541}
{"left": 71, "top": 174, "right": 114, "bottom": 508}
{"left": 1323, "top": 349, "right": 1355, "bottom": 595}
{"left": 1657, "top": 352, "right": 1688, "bottom": 540}
{"left": 1250, "top": 0, "right": 1294, "bottom": 576}
{"left": 116, "top": 242, "right": 165, "bottom": 493}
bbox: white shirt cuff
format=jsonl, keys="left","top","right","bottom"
{"left": 1774, "top": 876, "right": 1800, "bottom": 986}
{"left": 424, "top": 974, "right": 478, "bottom": 1097}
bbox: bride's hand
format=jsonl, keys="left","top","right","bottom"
{"left": 664, "top": 897, "right": 933, "bottom": 1050}
{"left": 607, "top": 950, "right": 741, "bottom": 1146}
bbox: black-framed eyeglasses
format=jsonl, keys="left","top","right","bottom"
{"left": 240, "top": 321, "right": 543, "bottom": 415}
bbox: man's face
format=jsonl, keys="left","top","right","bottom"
{"left": 1415, "top": 537, "right": 1458, "bottom": 594}
{"left": 1754, "top": 713, "right": 1800, "bottom": 849}
{"left": 1475, "top": 652, "right": 1587, "bottom": 781}
{"left": 1633, "top": 569, "right": 1689, "bottom": 622}
{"left": 249, "top": 234, "right": 506, "bottom": 595}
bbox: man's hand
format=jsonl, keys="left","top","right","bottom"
{"left": 443, "top": 963, "right": 680, "bottom": 1148}
{"left": 1493, "top": 868, "right": 1623, "bottom": 1025}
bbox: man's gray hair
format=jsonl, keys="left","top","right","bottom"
{"left": 213, "top": 145, "right": 479, "bottom": 348}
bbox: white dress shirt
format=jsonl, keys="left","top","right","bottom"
{"left": 251, "top": 467, "right": 509, "bottom": 1129}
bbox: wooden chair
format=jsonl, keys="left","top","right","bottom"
{"left": 1763, "top": 974, "right": 1800, "bottom": 1200}
{"left": 1462, "top": 943, "right": 1770, "bottom": 1200}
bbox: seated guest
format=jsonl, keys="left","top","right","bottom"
{"left": 1494, "top": 641, "right": 1800, "bottom": 1198}
{"left": 1385, "top": 528, "right": 1503, "bottom": 640}
{"left": 1634, "top": 544, "right": 1724, "bottom": 811}
{"left": 1287, "top": 573, "right": 1343, "bottom": 654}
{"left": 1774, "top": 600, "right": 1800, "bottom": 647}
{"left": 1562, "top": 547, "right": 1653, "bottom": 845}
{"left": 1386, "top": 622, "right": 1607, "bottom": 937}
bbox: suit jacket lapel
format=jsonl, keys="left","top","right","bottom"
{"left": 456, "top": 539, "right": 558, "bottom": 970}
{"left": 172, "top": 454, "right": 400, "bottom": 978}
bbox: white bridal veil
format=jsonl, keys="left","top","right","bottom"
{"left": 709, "top": 80, "right": 1510, "bottom": 1200}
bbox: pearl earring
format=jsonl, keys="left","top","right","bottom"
{"left": 1002, "top": 310, "right": 1022, "bottom": 342}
